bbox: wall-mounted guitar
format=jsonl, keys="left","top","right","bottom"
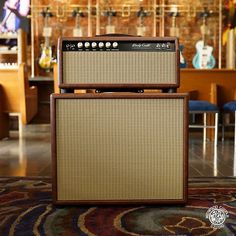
{"left": 72, "top": 8, "right": 85, "bottom": 37}
{"left": 192, "top": 8, "right": 216, "bottom": 69}
{"left": 136, "top": 7, "right": 149, "bottom": 36}
{"left": 103, "top": 7, "right": 116, "bottom": 34}
{"left": 38, "top": 7, "right": 54, "bottom": 71}
{"left": 168, "top": 6, "right": 187, "bottom": 68}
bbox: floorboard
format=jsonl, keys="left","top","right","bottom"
{"left": 0, "top": 124, "right": 235, "bottom": 178}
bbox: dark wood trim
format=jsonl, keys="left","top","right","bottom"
{"left": 183, "top": 94, "right": 189, "bottom": 203}
{"left": 51, "top": 93, "right": 188, "bottom": 205}
{"left": 58, "top": 36, "right": 179, "bottom": 89}
{"left": 51, "top": 92, "right": 188, "bottom": 99}
{"left": 58, "top": 36, "right": 178, "bottom": 43}
{"left": 50, "top": 94, "right": 58, "bottom": 204}
{"left": 54, "top": 199, "right": 187, "bottom": 206}
{"left": 58, "top": 38, "right": 63, "bottom": 91}
{"left": 176, "top": 39, "right": 180, "bottom": 88}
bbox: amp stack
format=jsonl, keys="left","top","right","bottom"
{"left": 51, "top": 36, "right": 188, "bottom": 205}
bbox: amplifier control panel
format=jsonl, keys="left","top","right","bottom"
{"left": 62, "top": 40, "right": 176, "bottom": 52}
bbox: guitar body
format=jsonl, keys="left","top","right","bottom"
{"left": 72, "top": 9, "right": 84, "bottom": 37}
{"left": 106, "top": 25, "right": 115, "bottom": 34}
{"left": 73, "top": 28, "right": 83, "bottom": 37}
{"left": 169, "top": 27, "right": 179, "bottom": 37}
{"left": 136, "top": 26, "right": 146, "bottom": 36}
{"left": 39, "top": 45, "right": 53, "bottom": 70}
{"left": 192, "top": 40, "right": 216, "bottom": 69}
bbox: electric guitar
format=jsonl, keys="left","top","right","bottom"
{"left": 168, "top": 6, "right": 187, "bottom": 68}
{"left": 0, "top": 0, "right": 20, "bottom": 33}
{"left": 104, "top": 7, "right": 116, "bottom": 34}
{"left": 136, "top": 7, "right": 148, "bottom": 36}
{"left": 192, "top": 9, "right": 216, "bottom": 69}
{"left": 38, "top": 8, "right": 54, "bottom": 70}
{"left": 72, "top": 8, "right": 84, "bottom": 37}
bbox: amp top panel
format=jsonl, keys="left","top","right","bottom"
{"left": 61, "top": 40, "right": 176, "bottom": 52}
{"left": 58, "top": 36, "right": 180, "bottom": 90}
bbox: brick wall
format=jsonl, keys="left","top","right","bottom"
{"left": 33, "top": 0, "right": 231, "bottom": 69}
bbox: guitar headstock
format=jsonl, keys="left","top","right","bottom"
{"left": 41, "top": 7, "right": 53, "bottom": 18}
{"left": 103, "top": 8, "right": 117, "bottom": 17}
{"left": 72, "top": 8, "right": 85, "bottom": 18}
{"left": 198, "top": 7, "right": 213, "bottom": 19}
{"left": 168, "top": 5, "right": 180, "bottom": 18}
{"left": 136, "top": 7, "right": 149, "bottom": 18}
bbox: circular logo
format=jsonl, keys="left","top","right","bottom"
{"left": 206, "top": 206, "right": 229, "bottom": 228}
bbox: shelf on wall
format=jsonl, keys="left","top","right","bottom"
{"left": 0, "top": 34, "right": 18, "bottom": 39}
{"left": 29, "top": 76, "right": 53, "bottom": 82}
{"left": 0, "top": 50, "right": 18, "bottom": 54}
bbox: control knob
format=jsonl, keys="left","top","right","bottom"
{"left": 84, "top": 42, "right": 90, "bottom": 48}
{"left": 98, "top": 42, "right": 104, "bottom": 48}
{"left": 105, "top": 42, "right": 111, "bottom": 48}
{"left": 91, "top": 42, "right": 97, "bottom": 48}
{"left": 112, "top": 42, "right": 118, "bottom": 48}
{"left": 77, "top": 42, "right": 83, "bottom": 48}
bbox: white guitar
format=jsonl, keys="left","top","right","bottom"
{"left": 192, "top": 9, "right": 216, "bottom": 69}
{"left": 136, "top": 7, "right": 148, "bottom": 36}
{"left": 104, "top": 7, "right": 116, "bottom": 34}
{"left": 193, "top": 40, "right": 215, "bottom": 69}
{"left": 72, "top": 8, "right": 84, "bottom": 37}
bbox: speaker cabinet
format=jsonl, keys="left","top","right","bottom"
{"left": 58, "top": 37, "right": 180, "bottom": 90}
{"left": 51, "top": 93, "right": 188, "bottom": 205}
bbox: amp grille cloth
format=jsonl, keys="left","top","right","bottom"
{"left": 62, "top": 51, "right": 177, "bottom": 85}
{"left": 56, "top": 98, "right": 184, "bottom": 200}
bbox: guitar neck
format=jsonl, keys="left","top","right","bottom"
{"left": 42, "top": 12, "right": 52, "bottom": 47}
{"left": 200, "top": 24, "right": 208, "bottom": 46}
{"left": 169, "top": 13, "right": 180, "bottom": 37}
{"left": 45, "top": 37, "right": 50, "bottom": 47}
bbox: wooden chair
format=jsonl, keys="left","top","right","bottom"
{"left": 0, "top": 63, "right": 38, "bottom": 138}
{"left": 179, "top": 83, "right": 219, "bottom": 146}
{"left": 222, "top": 89, "right": 236, "bottom": 146}
{"left": 0, "top": 85, "right": 9, "bottom": 138}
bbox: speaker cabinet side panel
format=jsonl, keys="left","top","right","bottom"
{"left": 52, "top": 95, "right": 187, "bottom": 204}
{"left": 51, "top": 94, "right": 58, "bottom": 203}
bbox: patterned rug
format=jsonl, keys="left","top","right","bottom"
{"left": 0, "top": 177, "right": 236, "bottom": 236}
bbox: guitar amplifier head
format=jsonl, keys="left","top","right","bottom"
{"left": 58, "top": 36, "right": 180, "bottom": 90}
{"left": 51, "top": 93, "right": 188, "bottom": 205}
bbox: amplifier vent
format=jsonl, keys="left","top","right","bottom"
{"left": 56, "top": 98, "right": 184, "bottom": 201}
{"left": 62, "top": 51, "right": 177, "bottom": 85}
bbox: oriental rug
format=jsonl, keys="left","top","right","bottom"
{"left": 0, "top": 177, "right": 236, "bottom": 236}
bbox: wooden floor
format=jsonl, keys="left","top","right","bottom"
{"left": 0, "top": 124, "right": 235, "bottom": 177}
